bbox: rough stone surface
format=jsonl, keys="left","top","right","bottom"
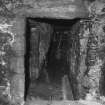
{"left": 25, "top": 99, "right": 103, "bottom": 105}
{"left": 10, "top": 74, "right": 25, "bottom": 104}
{"left": 73, "top": 1, "right": 105, "bottom": 102}
{"left": 0, "top": 17, "right": 25, "bottom": 105}
{"left": 0, "top": 0, "right": 89, "bottom": 19}
{"left": 0, "top": 17, "right": 16, "bottom": 104}
{"left": 0, "top": 0, "right": 105, "bottom": 105}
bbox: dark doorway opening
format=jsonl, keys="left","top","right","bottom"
{"left": 25, "top": 18, "right": 80, "bottom": 101}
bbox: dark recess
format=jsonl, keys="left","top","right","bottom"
{"left": 25, "top": 17, "right": 80, "bottom": 100}
{"left": 24, "top": 19, "right": 31, "bottom": 100}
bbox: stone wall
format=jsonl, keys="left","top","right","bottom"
{"left": 0, "top": 17, "right": 25, "bottom": 105}
{"left": 69, "top": 1, "right": 105, "bottom": 101}
{"left": 0, "top": 0, "right": 105, "bottom": 105}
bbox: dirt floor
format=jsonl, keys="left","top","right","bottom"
{"left": 28, "top": 81, "right": 63, "bottom": 100}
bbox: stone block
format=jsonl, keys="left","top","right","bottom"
{"left": 10, "top": 57, "right": 24, "bottom": 74}
{"left": 10, "top": 74, "right": 25, "bottom": 105}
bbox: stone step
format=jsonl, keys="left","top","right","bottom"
{"left": 25, "top": 99, "right": 103, "bottom": 105}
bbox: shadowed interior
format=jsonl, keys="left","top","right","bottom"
{"left": 25, "top": 18, "right": 80, "bottom": 100}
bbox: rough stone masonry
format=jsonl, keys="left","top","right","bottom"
{"left": 0, "top": 0, "right": 105, "bottom": 105}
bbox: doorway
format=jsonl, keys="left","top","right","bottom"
{"left": 25, "top": 18, "right": 80, "bottom": 100}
